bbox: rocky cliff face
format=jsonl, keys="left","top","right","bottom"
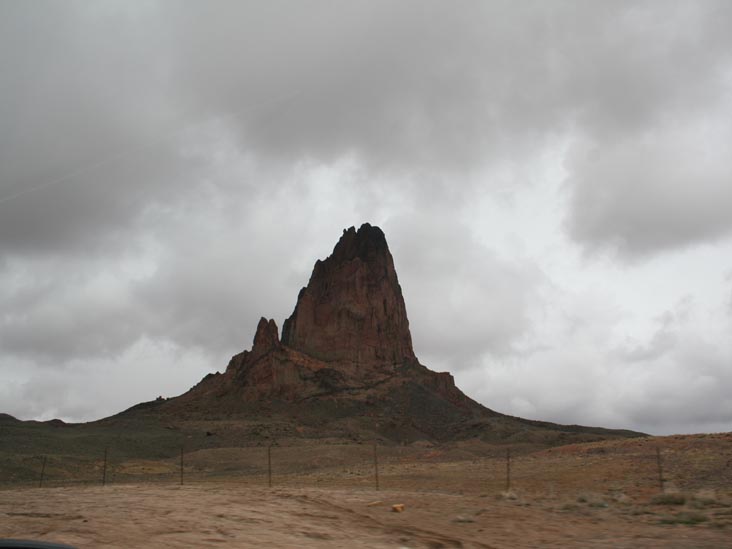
{"left": 282, "top": 224, "right": 416, "bottom": 368}
{"left": 165, "top": 223, "right": 475, "bottom": 437}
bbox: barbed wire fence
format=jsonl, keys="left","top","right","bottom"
{"left": 2, "top": 440, "right": 731, "bottom": 500}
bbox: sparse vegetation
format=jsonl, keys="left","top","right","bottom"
{"left": 659, "top": 511, "right": 708, "bottom": 525}
{"left": 651, "top": 493, "right": 686, "bottom": 505}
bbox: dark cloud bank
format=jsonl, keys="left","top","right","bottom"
{"left": 2, "top": 1, "right": 732, "bottom": 434}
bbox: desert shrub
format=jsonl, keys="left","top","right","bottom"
{"left": 576, "top": 493, "right": 608, "bottom": 508}
{"left": 651, "top": 493, "right": 686, "bottom": 505}
{"left": 660, "top": 511, "right": 708, "bottom": 525}
{"left": 610, "top": 492, "right": 630, "bottom": 504}
{"left": 690, "top": 498, "right": 716, "bottom": 509}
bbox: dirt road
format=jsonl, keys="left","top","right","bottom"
{"left": 2, "top": 484, "right": 730, "bottom": 548}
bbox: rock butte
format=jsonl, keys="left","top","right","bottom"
{"left": 147, "top": 223, "right": 643, "bottom": 443}
{"left": 174, "top": 223, "right": 463, "bottom": 404}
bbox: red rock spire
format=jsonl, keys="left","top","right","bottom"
{"left": 281, "top": 223, "right": 416, "bottom": 367}
{"left": 251, "top": 317, "right": 280, "bottom": 358}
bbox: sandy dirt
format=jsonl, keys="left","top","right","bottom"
{"left": 2, "top": 483, "right": 731, "bottom": 548}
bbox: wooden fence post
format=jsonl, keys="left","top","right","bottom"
{"left": 102, "top": 447, "right": 108, "bottom": 486}
{"left": 180, "top": 446, "right": 184, "bottom": 486}
{"left": 373, "top": 442, "right": 380, "bottom": 491}
{"left": 267, "top": 444, "right": 273, "bottom": 488}
{"left": 656, "top": 446, "right": 664, "bottom": 493}
{"left": 506, "top": 448, "right": 511, "bottom": 492}
{"left": 38, "top": 455, "right": 47, "bottom": 488}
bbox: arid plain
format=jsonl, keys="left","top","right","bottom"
{"left": 3, "top": 433, "right": 732, "bottom": 548}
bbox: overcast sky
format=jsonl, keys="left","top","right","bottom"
{"left": 2, "top": 1, "right": 731, "bottom": 435}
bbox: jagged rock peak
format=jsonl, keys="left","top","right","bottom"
{"left": 329, "top": 223, "right": 389, "bottom": 263}
{"left": 281, "top": 223, "right": 416, "bottom": 367}
{"left": 252, "top": 317, "right": 280, "bottom": 356}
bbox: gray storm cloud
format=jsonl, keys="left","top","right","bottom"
{"left": 1, "top": 1, "right": 731, "bottom": 433}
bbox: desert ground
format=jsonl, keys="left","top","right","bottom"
{"left": 3, "top": 433, "right": 732, "bottom": 548}
{"left": 3, "top": 482, "right": 732, "bottom": 548}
